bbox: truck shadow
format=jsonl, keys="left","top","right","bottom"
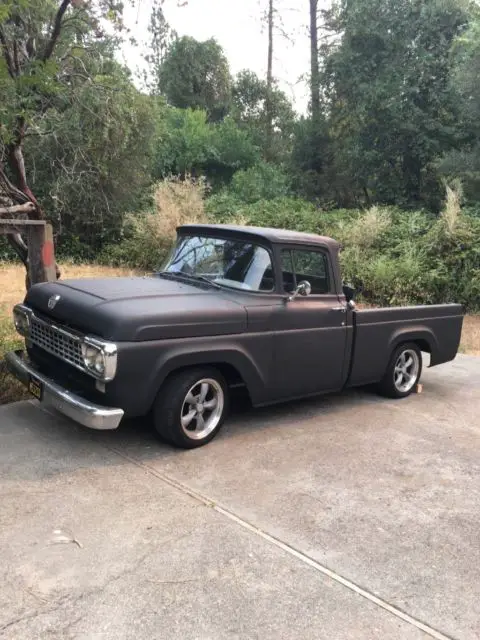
{"left": 95, "top": 383, "right": 401, "bottom": 454}
{"left": 0, "top": 368, "right": 445, "bottom": 482}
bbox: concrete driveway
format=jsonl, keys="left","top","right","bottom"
{"left": 0, "top": 354, "right": 479, "bottom": 640}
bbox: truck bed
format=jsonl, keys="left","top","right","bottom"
{"left": 347, "top": 303, "right": 464, "bottom": 387}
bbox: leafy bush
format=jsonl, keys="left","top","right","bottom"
{"left": 228, "top": 163, "right": 291, "bottom": 204}
{"left": 207, "top": 194, "right": 319, "bottom": 227}
{"left": 207, "top": 185, "right": 480, "bottom": 310}
{"left": 154, "top": 108, "right": 259, "bottom": 185}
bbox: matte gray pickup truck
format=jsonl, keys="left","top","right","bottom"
{"left": 7, "top": 224, "right": 464, "bottom": 448}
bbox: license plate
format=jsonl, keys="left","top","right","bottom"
{"left": 28, "top": 376, "right": 43, "bottom": 401}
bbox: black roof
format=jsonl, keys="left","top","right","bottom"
{"left": 178, "top": 223, "right": 340, "bottom": 250}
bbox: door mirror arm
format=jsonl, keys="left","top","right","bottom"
{"left": 287, "top": 280, "right": 312, "bottom": 302}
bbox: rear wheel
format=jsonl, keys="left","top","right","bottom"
{"left": 153, "top": 367, "right": 229, "bottom": 449}
{"left": 378, "top": 343, "right": 422, "bottom": 398}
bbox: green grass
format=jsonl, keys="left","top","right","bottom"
{"left": 0, "top": 315, "right": 28, "bottom": 405}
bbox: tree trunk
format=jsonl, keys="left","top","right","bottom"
{"left": 310, "top": 0, "right": 321, "bottom": 123}
{"left": 0, "top": 134, "right": 60, "bottom": 281}
{"left": 265, "top": 0, "right": 274, "bottom": 161}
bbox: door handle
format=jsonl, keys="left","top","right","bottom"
{"left": 331, "top": 306, "right": 347, "bottom": 313}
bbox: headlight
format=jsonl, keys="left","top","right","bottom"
{"left": 13, "top": 306, "right": 30, "bottom": 337}
{"left": 81, "top": 338, "right": 117, "bottom": 381}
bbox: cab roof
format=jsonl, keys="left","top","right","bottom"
{"left": 178, "top": 223, "right": 340, "bottom": 251}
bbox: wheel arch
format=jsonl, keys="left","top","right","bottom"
{"left": 389, "top": 327, "right": 438, "bottom": 365}
{"left": 146, "top": 347, "right": 265, "bottom": 411}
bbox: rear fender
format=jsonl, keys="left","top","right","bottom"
{"left": 389, "top": 326, "right": 439, "bottom": 365}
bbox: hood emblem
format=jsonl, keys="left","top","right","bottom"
{"left": 48, "top": 294, "right": 61, "bottom": 310}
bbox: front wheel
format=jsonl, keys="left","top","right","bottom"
{"left": 378, "top": 343, "right": 422, "bottom": 399}
{"left": 153, "top": 367, "right": 229, "bottom": 449}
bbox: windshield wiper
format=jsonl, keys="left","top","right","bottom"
{"left": 156, "top": 271, "right": 221, "bottom": 289}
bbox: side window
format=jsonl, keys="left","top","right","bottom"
{"left": 281, "top": 250, "right": 296, "bottom": 293}
{"left": 281, "top": 249, "right": 330, "bottom": 295}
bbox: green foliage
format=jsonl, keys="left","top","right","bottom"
{"left": 206, "top": 118, "right": 261, "bottom": 181}
{"left": 230, "top": 163, "right": 290, "bottom": 203}
{"left": 154, "top": 108, "right": 259, "bottom": 184}
{"left": 300, "top": 0, "right": 473, "bottom": 208}
{"left": 0, "top": 1, "right": 128, "bottom": 149}
{"left": 144, "top": 3, "right": 177, "bottom": 95}
{"left": 289, "top": 116, "right": 332, "bottom": 201}
{"left": 1, "top": 0, "right": 479, "bottom": 317}
{"left": 206, "top": 163, "right": 292, "bottom": 222}
{"left": 438, "top": 16, "right": 480, "bottom": 200}
{"left": 208, "top": 184, "right": 479, "bottom": 310}
{"left": 158, "top": 36, "right": 232, "bottom": 122}
{"left": 24, "top": 64, "right": 159, "bottom": 248}
{"left": 231, "top": 70, "right": 296, "bottom": 163}
{"left": 0, "top": 314, "right": 26, "bottom": 405}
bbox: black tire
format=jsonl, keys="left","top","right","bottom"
{"left": 153, "top": 367, "right": 229, "bottom": 449}
{"left": 378, "top": 342, "right": 423, "bottom": 399}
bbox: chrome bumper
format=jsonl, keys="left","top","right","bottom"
{"left": 5, "top": 350, "right": 124, "bottom": 430}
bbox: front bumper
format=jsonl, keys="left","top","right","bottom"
{"left": 5, "top": 350, "right": 124, "bottom": 430}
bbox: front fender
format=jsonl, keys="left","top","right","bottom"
{"left": 144, "top": 334, "right": 273, "bottom": 410}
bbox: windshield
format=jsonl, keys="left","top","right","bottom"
{"left": 161, "top": 235, "right": 275, "bottom": 292}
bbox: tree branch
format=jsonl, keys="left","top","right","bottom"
{"left": 0, "top": 202, "right": 36, "bottom": 216}
{"left": 43, "top": 0, "right": 71, "bottom": 62}
{"left": 0, "top": 163, "right": 30, "bottom": 204}
{"left": 12, "top": 40, "right": 20, "bottom": 74}
{"left": 0, "top": 26, "right": 15, "bottom": 78}
{"left": 6, "top": 232, "right": 29, "bottom": 271}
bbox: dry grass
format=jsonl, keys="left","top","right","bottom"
{"left": 0, "top": 263, "right": 479, "bottom": 405}
{"left": 152, "top": 176, "right": 208, "bottom": 236}
{"left": 442, "top": 179, "right": 463, "bottom": 234}
{"left": 459, "top": 315, "right": 480, "bottom": 356}
{"left": 0, "top": 263, "right": 140, "bottom": 405}
{"left": 126, "top": 178, "right": 208, "bottom": 244}
{"left": 0, "top": 263, "right": 140, "bottom": 325}
{"left": 347, "top": 206, "right": 392, "bottom": 249}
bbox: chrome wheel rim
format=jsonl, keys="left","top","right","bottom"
{"left": 394, "top": 349, "right": 420, "bottom": 393}
{"left": 180, "top": 378, "right": 224, "bottom": 440}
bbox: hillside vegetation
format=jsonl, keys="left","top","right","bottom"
{"left": 1, "top": 1, "right": 479, "bottom": 312}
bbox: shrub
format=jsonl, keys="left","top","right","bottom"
{"left": 228, "top": 163, "right": 291, "bottom": 204}
{"left": 207, "top": 195, "right": 320, "bottom": 229}
{"left": 207, "top": 163, "right": 292, "bottom": 220}
{"left": 99, "top": 177, "right": 208, "bottom": 270}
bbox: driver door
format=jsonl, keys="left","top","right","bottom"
{"left": 271, "top": 246, "right": 348, "bottom": 399}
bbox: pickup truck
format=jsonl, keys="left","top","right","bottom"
{"left": 6, "top": 223, "right": 464, "bottom": 449}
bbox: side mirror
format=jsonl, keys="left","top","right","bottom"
{"left": 288, "top": 280, "right": 312, "bottom": 301}
{"left": 343, "top": 284, "right": 356, "bottom": 303}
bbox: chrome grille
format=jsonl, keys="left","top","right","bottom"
{"left": 30, "top": 316, "right": 84, "bottom": 370}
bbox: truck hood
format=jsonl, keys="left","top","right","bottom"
{"left": 24, "top": 276, "right": 247, "bottom": 341}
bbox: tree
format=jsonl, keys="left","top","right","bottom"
{"left": 0, "top": 0, "right": 138, "bottom": 278}
{"left": 309, "top": 0, "right": 320, "bottom": 124}
{"left": 438, "top": 15, "right": 480, "bottom": 200}
{"left": 153, "top": 107, "right": 259, "bottom": 185}
{"left": 27, "top": 64, "right": 159, "bottom": 251}
{"left": 158, "top": 36, "right": 232, "bottom": 122}
{"left": 265, "top": 0, "right": 274, "bottom": 159}
{"left": 144, "top": 2, "right": 177, "bottom": 96}
{"left": 261, "top": 0, "right": 295, "bottom": 160}
{"left": 231, "top": 70, "right": 295, "bottom": 163}
{"left": 320, "top": 0, "right": 472, "bottom": 208}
